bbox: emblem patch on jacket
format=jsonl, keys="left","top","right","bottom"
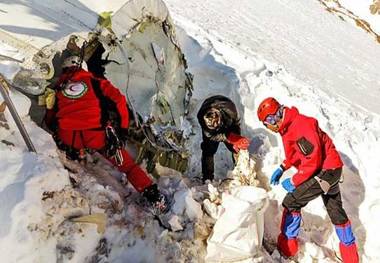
{"left": 62, "top": 82, "right": 88, "bottom": 99}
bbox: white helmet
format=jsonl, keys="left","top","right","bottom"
{"left": 62, "top": 55, "right": 81, "bottom": 68}
{"left": 62, "top": 56, "right": 87, "bottom": 70}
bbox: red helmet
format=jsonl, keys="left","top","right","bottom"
{"left": 257, "top": 97, "right": 281, "bottom": 122}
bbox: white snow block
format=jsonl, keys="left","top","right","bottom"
{"left": 167, "top": 215, "right": 183, "bottom": 232}
{"left": 205, "top": 186, "right": 268, "bottom": 262}
{"left": 173, "top": 189, "right": 203, "bottom": 221}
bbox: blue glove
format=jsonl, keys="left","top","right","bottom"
{"left": 282, "top": 178, "right": 296, "bottom": 193}
{"left": 270, "top": 167, "right": 284, "bottom": 185}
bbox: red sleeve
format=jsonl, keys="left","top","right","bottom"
{"left": 97, "top": 78, "right": 129, "bottom": 129}
{"left": 281, "top": 137, "right": 300, "bottom": 170}
{"left": 291, "top": 119, "right": 322, "bottom": 187}
{"left": 281, "top": 150, "right": 295, "bottom": 170}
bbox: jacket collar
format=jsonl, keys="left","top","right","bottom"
{"left": 278, "top": 106, "right": 299, "bottom": 135}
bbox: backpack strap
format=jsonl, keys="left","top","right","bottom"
{"left": 90, "top": 78, "right": 110, "bottom": 128}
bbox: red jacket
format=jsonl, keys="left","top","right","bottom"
{"left": 49, "top": 68, "right": 129, "bottom": 130}
{"left": 279, "top": 107, "right": 343, "bottom": 186}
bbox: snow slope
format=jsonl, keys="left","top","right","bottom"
{"left": 165, "top": 0, "right": 380, "bottom": 115}
{"left": 1, "top": 0, "right": 380, "bottom": 262}
{"left": 0, "top": 0, "right": 124, "bottom": 49}
{"left": 338, "top": 0, "right": 380, "bottom": 34}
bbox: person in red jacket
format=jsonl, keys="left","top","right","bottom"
{"left": 45, "top": 54, "right": 168, "bottom": 214}
{"left": 257, "top": 97, "right": 359, "bottom": 262}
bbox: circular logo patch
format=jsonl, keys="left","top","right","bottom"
{"left": 62, "top": 81, "right": 88, "bottom": 99}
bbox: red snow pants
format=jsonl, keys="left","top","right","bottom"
{"left": 57, "top": 129, "right": 153, "bottom": 192}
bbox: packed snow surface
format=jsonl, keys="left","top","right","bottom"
{"left": 165, "top": 0, "right": 380, "bottom": 115}
{"left": 1, "top": 0, "right": 380, "bottom": 262}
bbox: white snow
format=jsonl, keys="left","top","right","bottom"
{"left": 165, "top": 0, "right": 380, "bottom": 115}
{"left": 1, "top": 0, "right": 380, "bottom": 262}
{"left": 0, "top": 0, "right": 113, "bottom": 49}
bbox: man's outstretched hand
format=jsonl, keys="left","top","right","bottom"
{"left": 227, "top": 133, "right": 250, "bottom": 152}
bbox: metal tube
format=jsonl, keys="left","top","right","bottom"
{"left": 0, "top": 75, "right": 36, "bottom": 153}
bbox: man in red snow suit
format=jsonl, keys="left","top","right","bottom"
{"left": 45, "top": 55, "right": 167, "bottom": 213}
{"left": 257, "top": 97, "right": 359, "bottom": 263}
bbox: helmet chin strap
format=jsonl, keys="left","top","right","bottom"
{"left": 266, "top": 122, "right": 280, "bottom": 132}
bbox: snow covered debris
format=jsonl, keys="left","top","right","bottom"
{"left": 227, "top": 150, "right": 260, "bottom": 187}
{"left": 1, "top": 0, "right": 380, "bottom": 262}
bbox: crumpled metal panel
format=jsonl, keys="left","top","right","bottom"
{"left": 106, "top": 0, "right": 192, "bottom": 129}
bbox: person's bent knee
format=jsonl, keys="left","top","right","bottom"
{"left": 330, "top": 213, "right": 349, "bottom": 225}
{"left": 282, "top": 194, "right": 299, "bottom": 212}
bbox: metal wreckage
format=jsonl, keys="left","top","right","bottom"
{"left": 1, "top": 0, "right": 193, "bottom": 175}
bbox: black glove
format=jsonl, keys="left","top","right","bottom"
{"left": 142, "top": 184, "right": 169, "bottom": 214}
{"left": 117, "top": 127, "right": 129, "bottom": 143}
{"left": 143, "top": 184, "right": 161, "bottom": 203}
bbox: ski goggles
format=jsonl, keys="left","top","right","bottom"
{"left": 263, "top": 106, "right": 283, "bottom": 126}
